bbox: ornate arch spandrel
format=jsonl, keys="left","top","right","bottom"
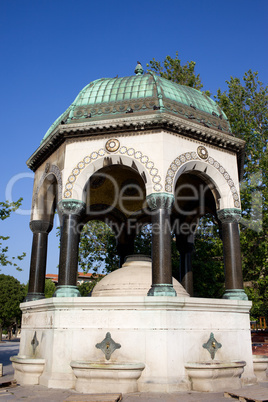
{"left": 165, "top": 151, "right": 241, "bottom": 209}
{"left": 63, "top": 144, "right": 163, "bottom": 200}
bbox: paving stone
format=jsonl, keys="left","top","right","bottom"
{"left": 224, "top": 385, "right": 268, "bottom": 401}
{"left": 64, "top": 394, "right": 122, "bottom": 402}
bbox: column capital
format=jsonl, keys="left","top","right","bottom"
{"left": 29, "top": 220, "right": 52, "bottom": 234}
{"left": 58, "top": 199, "right": 86, "bottom": 216}
{"left": 217, "top": 208, "right": 241, "bottom": 223}
{"left": 146, "top": 192, "right": 174, "bottom": 211}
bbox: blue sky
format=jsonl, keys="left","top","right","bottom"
{"left": 1, "top": 0, "right": 267, "bottom": 284}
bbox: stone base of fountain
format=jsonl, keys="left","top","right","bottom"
{"left": 252, "top": 355, "right": 268, "bottom": 382}
{"left": 70, "top": 361, "right": 145, "bottom": 393}
{"left": 14, "top": 296, "right": 256, "bottom": 392}
{"left": 185, "top": 360, "right": 246, "bottom": 392}
{"left": 10, "top": 356, "right": 45, "bottom": 385}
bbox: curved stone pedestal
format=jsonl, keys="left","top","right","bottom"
{"left": 70, "top": 361, "right": 145, "bottom": 393}
{"left": 185, "top": 361, "right": 246, "bottom": 392}
{"left": 10, "top": 356, "right": 45, "bottom": 385}
{"left": 253, "top": 355, "right": 268, "bottom": 382}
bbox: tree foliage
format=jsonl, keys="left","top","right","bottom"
{"left": 0, "top": 274, "right": 26, "bottom": 341}
{"left": 216, "top": 71, "right": 268, "bottom": 318}
{"left": 133, "top": 224, "right": 152, "bottom": 256}
{"left": 44, "top": 279, "right": 56, "bottom": 298}
{"left": 147, "top": 51, "right": 204, "bottom": 91}
{"left": 78, "top": 280, "right": 100, "bottom": 296}
{"left": 78, "top": 221, "right": 119, "bottom": 274}
{"left": 0, "top": 199, "right": 26, "bottom": 271}
{"left": 192, "top": 216, "right": 225, "bottom": 298}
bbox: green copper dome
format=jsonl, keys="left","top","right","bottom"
{"left": 42, "top": 71, "right": 230, "bottom": 143}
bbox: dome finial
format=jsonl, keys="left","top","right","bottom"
{"left": 135, "top": 61, "right": 143, "bottom": 75}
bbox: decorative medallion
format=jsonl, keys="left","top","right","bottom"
{"left": 105, "top": 139, "right": 120, "bottom": 153}
{"left": 202, "top": 332, "right": 222, "bottom": 360}
{"left": 197, "top": 146, "right": 208, "bottom": 160}
{"left": 127, "top": 148, "right": 135, "bottom": 156}
{"left": 96, "top": 332, "right": 121, "bottom": 361}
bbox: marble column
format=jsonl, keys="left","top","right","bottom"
{"left": 25, "top": 220, "right": 52, "bottom": 301}
{"left": 55, "top": 200, "right": 86, "bottom": 297}
{"left": 147, "top": 193, "right": 177, "bottom": 296}
{"left": 217, "top": 208, "right": 248, "bottom": 300}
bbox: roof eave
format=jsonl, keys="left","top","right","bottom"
{"left": 27, "top": 112, "right": 245, "bottom": 173}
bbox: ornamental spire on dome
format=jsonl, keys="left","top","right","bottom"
{"left": 135, "top": 61, "right": 143, "bottom": 75}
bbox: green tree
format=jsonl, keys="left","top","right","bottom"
{"left": 0, "top": 199, "right": 26, "bottom": 271}
{"left": 78, "top": 221, "right": 119, "bottom": 274}
{"left": 147, "top": 51, "right": 204, "bottom": 91}
{"left": 0, "top": 274, "right": 26, "bottom": 341}
{"left": 216, "top": 71, "right": 268, "bottom": 318}
{"left": 192, "top": 215, "right": 225, "bottom": 298}
{"left": 78, "top": 280, "right": 100, "bottom": 296}
{"left": 44, "top": 279, "right": 56, "bottom": 298}
{"left": 133, "top": 224, "right": 152, "bottom": 256}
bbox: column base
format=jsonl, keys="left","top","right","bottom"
{"left": 147, "top": 284, "right": 177, "bottom": 297}
{"left": 54, "top": 285, "right": 81, "bottom": 297}
{"left": 24, "top": 292, "right": 45, "bottom": 302}
{"left": 222, "top": 289, "right": 248, "bottom": 301}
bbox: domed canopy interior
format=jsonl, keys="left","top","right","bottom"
{"left": 42, "top": 71, "right": 231, "bottom": 143}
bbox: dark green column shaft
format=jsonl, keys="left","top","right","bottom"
{"left": 147, "top": 193, "right": 176, "bottom": 296}
{"left": 217, "top": 209, "right": 248, "bottom": 300}
{"left": 58, "top": 214, "right": 81, "bottom": 286}
{"left": 55, "top": 200, "right": 85, "bottom": 297}
{"left": 26, "top": 221, "right": 52, "bottom": 301}
{"left": 221, "top": 221, "right": 244, "bottom": 289}
{"left": 151, "top": 208, "right": 173, "bottom": 284}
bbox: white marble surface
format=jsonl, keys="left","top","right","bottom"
{"left": 16, "top": 296, "right": 255, "bottom": 392}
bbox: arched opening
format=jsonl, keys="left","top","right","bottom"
{"left": 32, "top": 173, "right": 58, "bottom": 224}
{"left": 83, "top": 164, "right": 146, "bottom": 221}
{"left": 172, "top": 170, "right": 223, "bottom": 297}
{"left": 61, "top": 164, "right": 151, "bottom": 291}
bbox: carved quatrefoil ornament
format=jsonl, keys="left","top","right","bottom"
{"left": 203, "top": 332, "right": 222, "bottom": 360}
{"left": 105, "top": 139, "right": 120, "bottom": 152}
{"left": 96, "top": 332, "right": 121, "bottom": 360}
{"left": 197, "top": 146, "right": 208, "bottom": 160}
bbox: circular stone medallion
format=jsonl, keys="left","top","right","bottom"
{"left": 106, "top": 139, "right": 120, "bottom": 152}
{"left": 197, "top": 146, "right": 208, "bottom": 160}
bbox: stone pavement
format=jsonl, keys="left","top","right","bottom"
{"left": 1, "top": 383, "right": 268, "bottom": 401}
{"left": 1, "top": 341, "right": 268, "bottom": 401}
